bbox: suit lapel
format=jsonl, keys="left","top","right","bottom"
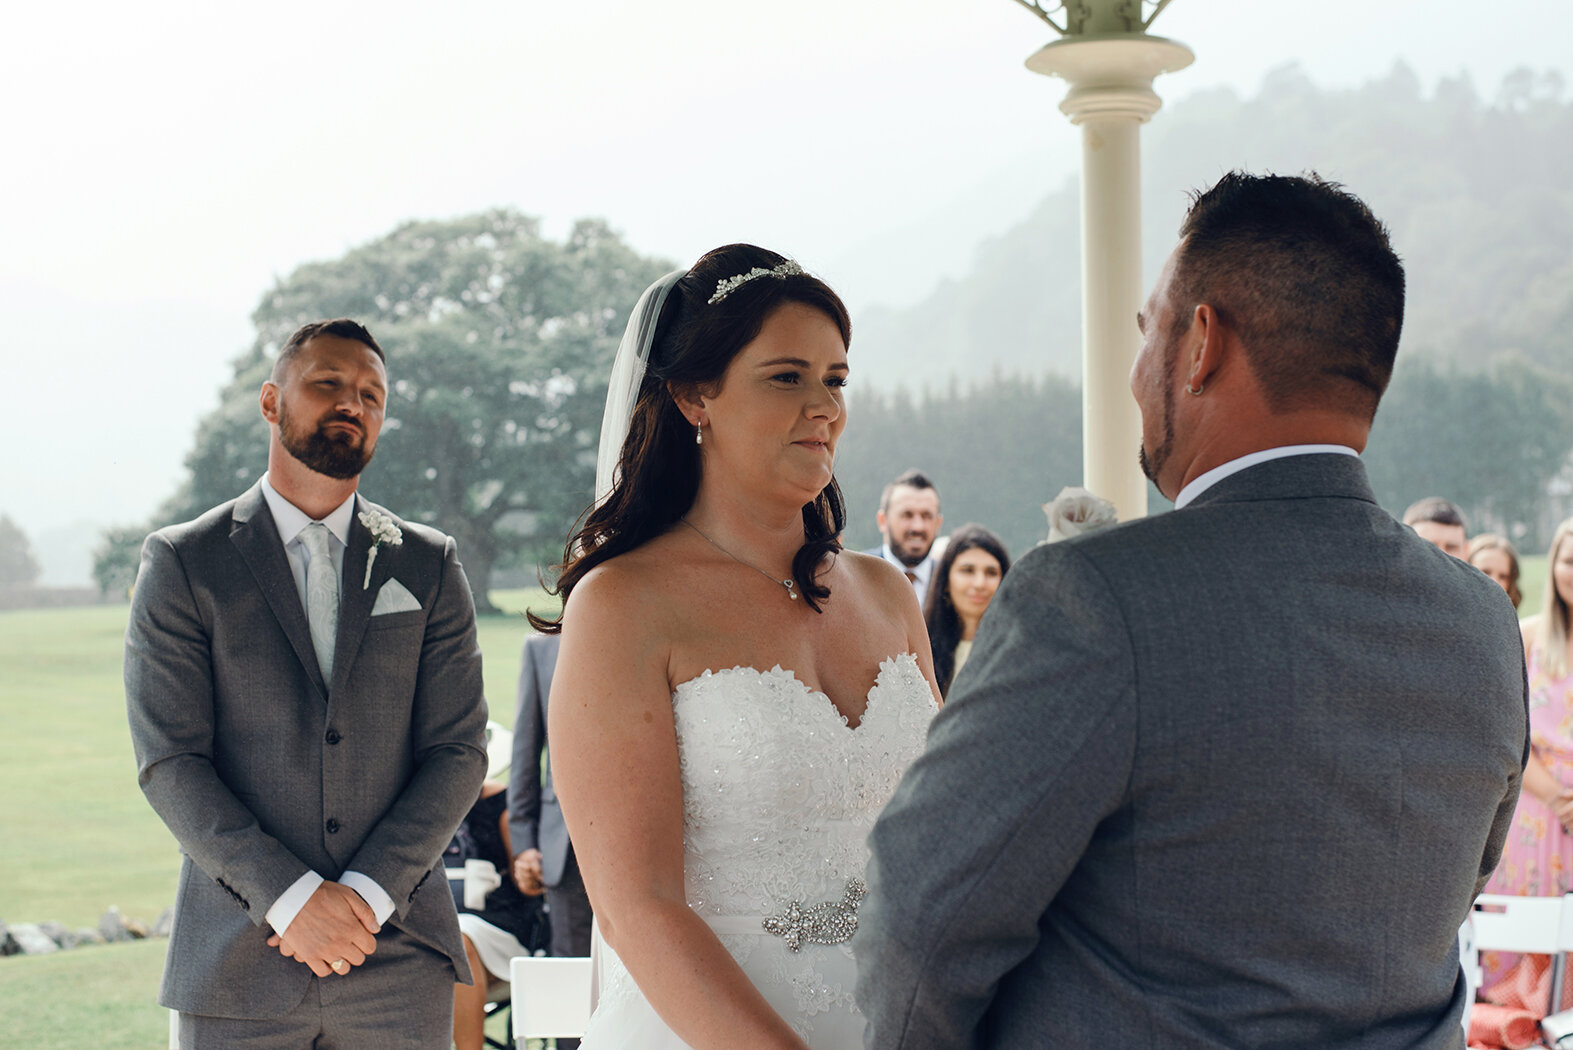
{"left": 230, "top": 483, "right": 328, "bottom": 699}
{"left": 329, "top": 496, "right": 389, "bottom": 699}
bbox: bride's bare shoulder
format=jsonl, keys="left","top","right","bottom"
{"left": 563, "top": 533, "right": 687, "bottom": 632}
{"left": 841, "top": 547, "right": 920, "bottom": 608}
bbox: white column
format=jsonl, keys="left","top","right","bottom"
{"left": 1027, "top": 36, "right": 1192, "bottom": 520}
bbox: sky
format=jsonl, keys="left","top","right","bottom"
{"left": 5, "top": 0, "right": 1571, "bottom": 584}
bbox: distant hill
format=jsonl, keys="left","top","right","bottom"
{"left": 851, "top": 63, "right": 1573, "bottom": 390}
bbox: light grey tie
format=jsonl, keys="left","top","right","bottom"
{"left": 300, "top": 522, "right": 338, "bottom": 684}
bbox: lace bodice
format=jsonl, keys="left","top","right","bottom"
{"left": 673, "top": 652, "right": 937, "bottom": 918}
{"left": 582, "top": 651, "right": 937, "bottom": 1049}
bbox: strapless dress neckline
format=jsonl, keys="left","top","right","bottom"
{"left": 581, "top": 649, "right": 937, "bottom": 1049}
{"left": 672, "top": 652, "right": 921, "bottom": 732}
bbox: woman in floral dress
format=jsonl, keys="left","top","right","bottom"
{"left": 1481, "top": 518, "right": 1573, "bottom": 994}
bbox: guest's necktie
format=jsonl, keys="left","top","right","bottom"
{"left": 301, "top": 523, "right": 338, "bottom": 684}
{"left": 905, "top": 571, "right": 918, "bottom": 584}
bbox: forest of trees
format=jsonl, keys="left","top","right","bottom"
{"left": 96, "top": 66, "right": 1573, "bottom": 595}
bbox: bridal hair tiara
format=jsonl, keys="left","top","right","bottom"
{"left": 708, "top": 260, "right": 806, "bottom": 305}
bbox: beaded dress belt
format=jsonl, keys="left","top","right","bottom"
{"left": 703, "top": 877, "right": 866, "bottom": 952}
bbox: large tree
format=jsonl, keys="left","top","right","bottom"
{"left": 156, "top": 210, "right": 673, "bottom": 610}
{"left": 0, "top": 514, "right": 41, "bottom": 588}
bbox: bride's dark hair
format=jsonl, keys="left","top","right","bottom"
{"left": 530, "top": 244, "right": 851, "bottom": 631}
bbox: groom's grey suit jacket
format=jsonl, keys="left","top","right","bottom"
{"left": 124, "top": 481, "right": 488, "bottom": 1019}
{"left": 861, "top": 454, "right": 1527, "bottom": 1049}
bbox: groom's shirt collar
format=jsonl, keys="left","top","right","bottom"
{"left": 259, "top": 473, "right": 357, "bottom": 547}
{"left": 1173, "top": 444, "right": 1359, "bottom": 509}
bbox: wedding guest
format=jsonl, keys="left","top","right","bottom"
{"left": 1405, "top": 496, "right": 1468, "bottom": 558}
{"left": 923, "top": 525, "right": 1010, "bottom": 698}
{"left": 1469, "top": 533, "right": 1523, "bottom": 610}
{"left": 450, "top": 779, "right": 545, "bottom": 1050}
{"left": 507, "top": 631, "right": 592, "bottom": 1050}
{"left": 863, "top": 470, "right": 943, "bottom": 605}
{"left": 1481, "top": 519, "right": 1573, "bottom": 997}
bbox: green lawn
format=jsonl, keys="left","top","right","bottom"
{"left": 0, "top": 590, "right": 555, "bottom": 1048}
{"left": 1519, "top": 554, "right": 1548, "bottom": 620}
{"left": 0, "top": 563, "right": 1543, "bottom": 1045}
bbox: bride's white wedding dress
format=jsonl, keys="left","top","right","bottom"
{"left": 579, "top": 651, "right": 937, "bottom": 1050}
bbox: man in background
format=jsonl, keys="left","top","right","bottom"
{"left": 1406, "top": 496, "right": 1469, "bottom": 558}
{"left": 508, "top": 630, "right": 590, "bottom": 1048}
{"left": 865, "top": 469, "right": 943, "bottom": 606}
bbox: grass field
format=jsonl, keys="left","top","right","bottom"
{"left": 0, "top": 588, "right": 554, "bottom": 1049}
{"left": 0, "top": 561, "right": 1547, "bottom": 1046}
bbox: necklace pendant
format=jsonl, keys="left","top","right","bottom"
{"left": 784, "top": 580, "right": 799, "bottom": 600}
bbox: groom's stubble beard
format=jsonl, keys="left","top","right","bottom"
{"left": 278, "top": 399, "right": 375, "bottom": 480}
{"left": 1138, "top": 345, "right": 1177, "bottom": 488}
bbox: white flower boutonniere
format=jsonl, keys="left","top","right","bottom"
{"left": 358, "top": 509, "right": 403, "bottom": 589}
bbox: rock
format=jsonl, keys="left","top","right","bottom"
{"left": 74, "top": 927, "right": 105, "bottom": 947}
{"left": 99, "top": 906, "right": 132, "bottom": 944}
{"left": 151, "top": 907, "right": 174, "bottom": 938}
{"left": 9, "top": 923, "right": 60, "bottom": 956}
{"left": 39, "top": 921, "right": 80, "bottom": 950}
{"left": 124, "top": 917, "right": 149, "bottom": 939}
{"left": 0, "top": 921, "right": 18, "bottom": 957}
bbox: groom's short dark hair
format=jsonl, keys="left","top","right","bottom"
{"left": 271, "top": 319, "right": 386, "bottom": 381}
{"left": 1172, "top": 172, "right": 1404, "bottom": 420}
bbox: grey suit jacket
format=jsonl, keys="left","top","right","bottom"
{"left": 124, "top": 481, "right": 489, "bottom": 1019}
{"left": 860, "top": 454, "right": 1527, "bottom": 1049}
{"left": 507, "top": 632, "right": 573, "bottom": 887}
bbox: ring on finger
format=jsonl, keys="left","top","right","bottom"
{"left": 330, "top": 958, "right": 349, "bottom": 974}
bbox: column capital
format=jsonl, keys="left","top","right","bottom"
{"left": 1026, "top": 34, "right": 1194, "bottom": 123}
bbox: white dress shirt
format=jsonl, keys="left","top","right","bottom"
{"left": 1173, "top": 445, "right": 1360, "bottom": 510}
{"left": 258, "top": 475, "right": 396, "bottom": 935}
{"left": 882, "top": 543, "right": 936, "bottom": 608}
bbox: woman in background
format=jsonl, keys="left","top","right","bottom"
{"left": 1481, "top": 519, "right": 1573, "bottom": 1000}
{"left": 923, "top": 524, "right": 1010, "bottom": 698}
{"left": 1469, "top": 533, "right": 1523, "bottom": 610}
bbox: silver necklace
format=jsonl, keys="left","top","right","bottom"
{"left": 680, "top": 518, "right": 799, "bottom": 601}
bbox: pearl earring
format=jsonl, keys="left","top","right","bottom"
{"left": 695, "top": 421, "right": 703, "bottom": 445}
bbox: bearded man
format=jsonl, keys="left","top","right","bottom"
{"left": 860, "top": 173, "right": 1527, "bottom": 1049}
{"left": 124, "top": 318, "right": 488, "bottom": 1048}
{"left": 864, "top": 469, "right": 944, "bottom": 606}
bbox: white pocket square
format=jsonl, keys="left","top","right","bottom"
{"left": 371, "top": 578, "right": 421, "bottom": 616}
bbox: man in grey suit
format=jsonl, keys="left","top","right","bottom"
{"left": 125, "top": 319, "right": 489, "bottom": 1048}
{"left": 508, "top": 630, "right": 594, "bottom": 967}
{"left": 859, "top": 173, "right": 1527, "bottom": 1048}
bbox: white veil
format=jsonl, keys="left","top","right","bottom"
{"left": 595, "top": 269, "right": 688, "bottom": 505}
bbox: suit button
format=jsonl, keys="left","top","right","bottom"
{"left": 325, "top": 729, "right": 341, "bottom": 745}
{"left": 325, "top": 819, "right": 340, "bottom": 834}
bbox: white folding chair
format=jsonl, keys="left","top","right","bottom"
{"left": 1472, "top": 893, "right": 1573, "bottom": 1014}
{"left": 510, "top": 956, "right": 594, "bottom": 1046}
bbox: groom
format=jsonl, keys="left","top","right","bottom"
{"left": 859, "top": 173, "right": 1527, "bottom": 1048}
{"left": 125, "top": 319, "right": 488, "bottom": 1047}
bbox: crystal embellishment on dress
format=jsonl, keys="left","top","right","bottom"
{"left": 762, "top": 877, "right": 866, "bottom": 952}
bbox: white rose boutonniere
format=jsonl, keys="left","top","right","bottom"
{"left": 1043, "top": 486, "right": 1119, "bottom": 543}
{"left": 358, "top": 509, "right": 403, "bottom": 589}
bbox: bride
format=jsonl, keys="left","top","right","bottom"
{"left": 535, "top": 243, "right": 941, "bottom": 1049}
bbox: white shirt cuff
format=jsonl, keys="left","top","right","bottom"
{"left": 265, "top": 870, "right": 324, "bottom": 935}
{"left": 340, "top": 870, "right": 396, "bottom": 926}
